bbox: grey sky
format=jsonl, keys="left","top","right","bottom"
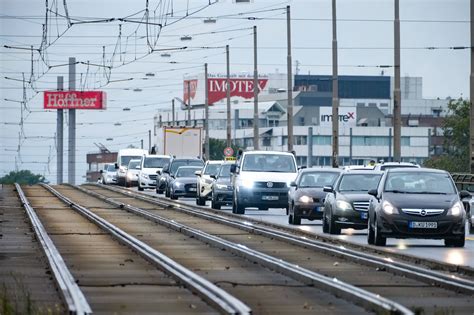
{"left": 0, "top": 0, "right": 470, "bottom": 183}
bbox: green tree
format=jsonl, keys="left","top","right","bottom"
{"left": 0, "top": 170, "right": 46, "bottom": 185}
{"left": 208, "top": 138, "right": 240, "bottom": 160}
{"left": 423, "top": 98, "right": 470, "bottom": 172}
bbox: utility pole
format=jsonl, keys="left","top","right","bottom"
{"left": 331, "top": 0, "right": 339, "bottom": 168}
{"left": 187, "top": 80, "right": 191, "bottom": 126}
{"left": 226, "top": 45, "right": 232, "bottom": 147}
{"left": 68, "top": 57, "right": 76, "bottom": 184}
{"left": 204, "top": 63, "right": 210, "bottom": 161}
{"left": 253, "top": 25, "right": 260, "bottom": 150}
{"left": 393, "top": 0, "right": 402, "bottom": 162}
{"left": 148, "top": 130, "right": 151, "bottom": 153}
{"left": 470, "top": 0, "right": 474, "bottom": 173}
{"left": 56, "top": 76, "right": 64, "bottom": 184}
{"left": 286, "top": 5, "right": 294, "bottom": 152}
{"left": 172, "top": 99, "right": 175, "bottom": 126}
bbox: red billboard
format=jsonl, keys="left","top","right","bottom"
{"left": 183, "top": 77, "right": 269, "bottom": 105}
{"left": 44, "top": 91, "right": 106, "bottom": 110}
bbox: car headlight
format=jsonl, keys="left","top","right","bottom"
{"left": 382, "top": 200, "right": 397, "bottom": 215}
{"left": 448, "top": 201, "right": 463, "bottom": 216}
{"left": 336, "top": 200, "right": 353, "bottom": 211}
{"left": 216, "top": 183, "right": 228, "bottom": 189}
{"left": 174, "top": 182, "right": 182, "bottom": 188}
{"left": 141, "top": 173, "right": 148, "bottom": 179}
{"left": 241, "top": 178, "right": 254, "bottom": 188}
{"left": 298, "top": 195, "right": 312, "bottom": 203}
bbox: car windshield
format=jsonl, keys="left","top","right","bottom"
{"left": 380, "top": 164, "right": 418, "bottom": 171}
{"left": 219, "top": 164, "right": 232, "bottom": 177}
{"left": 106, "top": 164, "right": 116, "bottom": 172}
{"left": 204, "top": 163, "right": 222, "bottom": 176}
{"left": 144, "top": 157, "right": 169, "bottom": 168}
{"left": 128, "top": 160, "right": 140, "bottom": 169}
{"left": 121, "top": 155, "right": 142, "bottom": 167}
{"left": 241, "top": 154, "right": 296, "bottom": 172}
{"left": 338, "top": 174, "right": 382, "bottom": 192}
{"left": 384, "top": 172, "right": 456, "bottom": 194}
{"left": 176, "top": 167, "right": 200, "bottom": 177}
{"left": 170, "top": 160, "right": 204, "bottom": 174}
{"left": 299, "top": 172, "right": 339, "bottom": 188}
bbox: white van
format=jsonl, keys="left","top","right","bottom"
{"left": 230, "top": 150, "right": 298, "bottom": 214}
{"left": 115, "top": 148, "right": 148, "bottom": 186}
{"left": 138, "top": 154, "right": 171, "bottom": 191}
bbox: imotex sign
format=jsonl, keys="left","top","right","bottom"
{"left": 44, "top": 91, "right": 106, "bottom": 110}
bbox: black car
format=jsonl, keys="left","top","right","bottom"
{"left": 169, "top": 166, "right": 202, "bottom": 200}
{"left": 156, "top": 158, "right": 204, "bottom": 196}
{"left": 288, "top": 168, "right": 342, "bottom": 225}
{"left": 367, "top": 168, "right": 468, "bottom": 247}
{"left": 323, "top": 170, "right": 383, "bottom": 234}
{"left": 210, "top": 163, "right": 234, "bottom": 210}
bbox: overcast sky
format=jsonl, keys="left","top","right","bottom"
{"left": 0, "top": 0, "right": 470, "bottom": 183}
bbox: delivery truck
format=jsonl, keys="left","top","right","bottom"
{"left": 155, "top": 127, "right": 202, "bottom": 158}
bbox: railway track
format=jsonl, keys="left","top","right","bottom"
{"left": 78, "top": 183, "right": 474, "bottom": 314}
{"left": 18, "top": 184, "right": 247, "bottom": 314}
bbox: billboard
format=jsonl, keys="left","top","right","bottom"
{"left": 44, "top": 91, "right": 106, "bottom": 110}
{"left": 319, "top": 107, "right": 357, "bottom": 127}
{"left": 183, "top": 74, "right": 269, "bottom": 105}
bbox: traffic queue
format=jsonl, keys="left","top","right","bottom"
{"left": 99, "top": 149, "right": 473, "bottom": 248}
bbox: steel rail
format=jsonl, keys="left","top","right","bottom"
{"left": 15, "top": 183, "right": 92, "bottom": 315}
{"left": 95, "top": 183, "right": 474, "bottom": 295}
{"left": 40, "top": 184, "right": 251, "bottom": 315}
{"left": 77, "top": 184, "right": 413, "bottom": 315}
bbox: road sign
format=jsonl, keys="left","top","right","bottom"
{"left": 223, "top": 147, "right": 234, "bottom": 157}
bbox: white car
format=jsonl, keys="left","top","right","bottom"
{"left": 195, "top": 160, "right": 223, "bottom": 205}
{"left": 115, "top": 148, "right": 148, "bottom": 186}
{"left": 138, "top": 154, "right": 171, "bottom": 191}
{"left": 99, "top": 163, "right": 117, "bottom": 185}
{"left": 231, "top": 151, "right": 298, "bottom": 214}
{"left": 125, "top": 159, "right": 141, "bottom": 187}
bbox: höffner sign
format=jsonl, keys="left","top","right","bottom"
{"left": 183, "top": 73, "right": 270, "bottom": 105}
{"left": 43, "top": 91, "right": 106, "bottom": 110}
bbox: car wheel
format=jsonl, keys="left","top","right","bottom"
{"left": 285, "top": 205, "right": 290, "bottom": 215}
{"left": 165, "top": 186, "right": 170, "bottom": 198}
{"left": 196, "top": 196, "right": 206, "bottom": 206}
{"left": 232, "top": 195, "right": 245, "bottom": 214}
{"left": 138, "top": 185, "right": 144, "bottom": 191}
{"left": 367, "top": 217, "right": 375, "bottom": 245}
{"left": 170, "top": 189, "right": 178, "bottom": 200}
{"left": 445, "top": 235, "right": 465, "bottom": 247}
{"left": 469, "top": 219, "right": 474, "bottom": 235}
{"left": 211, "top": 198, "right": 221, "bottom": 210}
{"left": 293, "top": 215, "right": 301, "bottom": 225}
{"left": 373, "top": 217, "right": 386, "bottom": 246}
{"left": 328, "top": 211, "right": 341, "bottom": 235}
{"left": 288, "top": 214, "right": 294, "bottom": 224}
{"left": 322, "top": 214, "right": 329, "bottom": 233}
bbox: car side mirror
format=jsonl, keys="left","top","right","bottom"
{"left": 230, "top": 164, "right": 237, "bottom": 173}
{"left": 298, "top": 166, "right": 307, "bottom": 171}
{"left": 210, "top": 174, "right": 217, "bottom": 179}
{"left": 195, "top": 171, "right": 202, "bottom": 176}
{"left": 156, "top": 170, "right": 161, "bottom": 175}
{"left": 459, "top": 190, "right": 471, "bottom": 200}
{"left": 100, "top": 170, "right": 103, "bottom": 174}
{"left": 368, "top": 189, "right": 378, "bottom": 198}
{"left": 323, "top": 185, "right": 333, "bottom": 193}
{"left": 115, "top": 163, "right": 119, "bottom": 169}
{"left": 290, "top": 181, "right": 297, "bottom": 187}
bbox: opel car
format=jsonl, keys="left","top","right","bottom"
{"left": 288, "top": 168, "right": 342, "bottom": 225}
{"left": 323, "top": 170, "right": 383, "bottom": 234}
{"left": 367, "top": 168, "right": 468, "bottom": 247}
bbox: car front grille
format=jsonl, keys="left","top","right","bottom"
{"left": 149, "top": 174, "right": 157, "bottom": 180}
{"left": 401, "top": 208, "right": 444, "bottom": 216}
{"left": 185, "top": 183, "right": 197, "bottom": 192}
{"left": 352, "top": 201, "right": 370, "bottom": 212}
{"left": 254, "top": 181, "right": 287, "bottom": 188}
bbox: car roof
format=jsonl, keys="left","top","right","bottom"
{"left": 177, "top": 165, "right": 202, "bottom": 169}
{"left": 300, "top": 167, "right": 342, "bottom": 174}
{"left": 386, "top": 167, "right": 447, "bottom": 174}
{"left": 243, "top": 151, "right": 294, "bottom": 156}
{"left": 206, "top": 160, "right": 224, "bottom": 164}
{"left": 341, "top": 169, "right": 384, "bottom": 175}
{"left": 171, "top": 158, "right": 203, "bottom": 162}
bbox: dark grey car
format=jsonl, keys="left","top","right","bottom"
{"left": 156, "top": 158, "right": 204, "bottom": 197}
{"left": 210, "top": 163, "right": 234, "bottom": 210}
{"left": 288, "top": 168, "right": 342, "bottom": 225}
{"left": 367, "top": 168, "right": 468, "bottom": 247}
{"left": 323, "top": 170, "right": 383, "bottom": 235}
{"left": 169, "top": 166, "right": 202, "bottom": 200}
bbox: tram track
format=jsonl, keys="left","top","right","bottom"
{"left": 77, "top": 183, "right": 474, "bottom": 314}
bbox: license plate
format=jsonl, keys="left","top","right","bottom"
{"left": 360, "top": 212, "right": 368, "bottom": 219}
{"left": 409, "top": 221, "right": 437, "bottom": 229}
{"left": 189, "top": 188, "right": 196, "bottom": 192}
{"left": 262, "top": 195, "right": 278, "bottom": 201}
